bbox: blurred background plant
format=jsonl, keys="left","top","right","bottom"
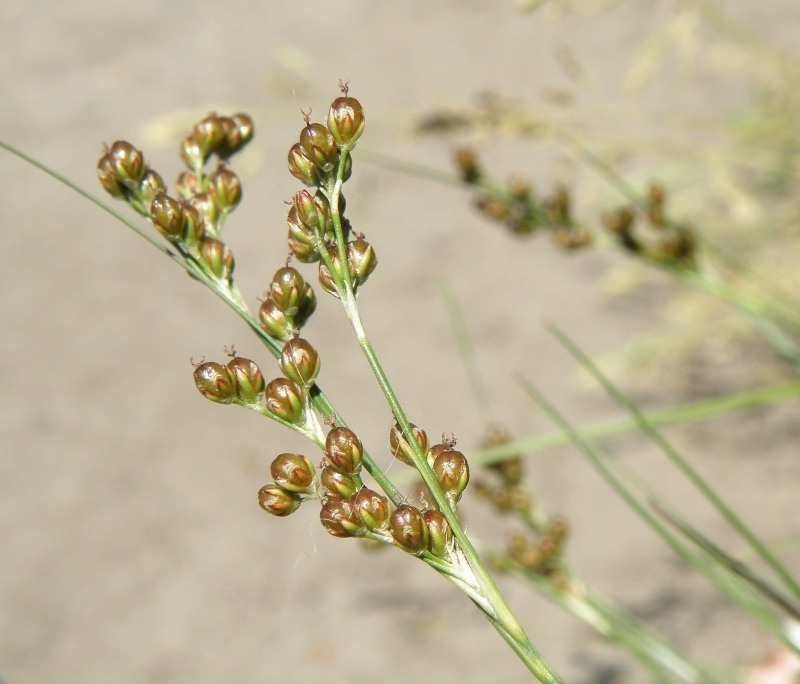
{"left": 1, "top": 1, "right": 799, "bottom": 682}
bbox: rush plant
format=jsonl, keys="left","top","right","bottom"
{"left": 92, "top": 83, "right": 565, "bottom": 683}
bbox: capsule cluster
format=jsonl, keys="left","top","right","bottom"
{"left": 472, "top": 428, "right": 568, "bottom": 579}
{"left": 455, "top": 148, "right": 698, "bottom": 268}
{"left": 603, "top": 184, "right": 696, "bottom": 267}
{"left": 389, "top": 422, "right": 470, "bottom": 510}
{"left": 506, "top": 519, "right": 568, "bottom": 581}
{"left": 473, "top": 427, "right": 532, "bottom": 516}
{"left": 97, "top": 113, "right": 254, "bottom": 285}
{"left": 455, "top": 147, "right": 591, "bottom": 250}
{"left": 284, "top": 89, "right": 377, "bottom": 299}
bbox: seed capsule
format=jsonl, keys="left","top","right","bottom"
{"left": 347, "top": 238, "right": 377, "bottom": 286}
{"left": 327, "top": 96, "right": 365, "bottom": 150}
{"left": 264, "top": 377, "right": 305, "bottom": 424}
{"left": 352, "top": 488, "right": 390, "bottom": 531}
{"left": 97, "top": 151, "right": 127, "bottom": 197}
{"left": 150, "top": 194, "right": 186, "bottom": 242}
{"left": 320, "top": 498, "right": 363, "bottom": 538}
{"left": 258, "top": 483, "right": 301, "bottom": 517}
{"left": 193, "top": 361, "right": 237, "bottom": 404}
{"left": 390, "top": 505, "right": 429, "bottom": 555}
{"left": 324, "top": 426, "right": 363, "bottom": 475}
{"left": 280, "top": 337, "right": 321, "bottom": 388}
{"left": 389, "top": 422, "right": 428, "bottom": 467}
{"left": 288, "top": 143, "right": 318, "bottom": 186}
{"left": 108, "top": 140, "right": 146, "bottom": 188}
{"left": 299, "top": 122, "right": 338, "bottom": 173}
{"left": 199, "top": 238, "right": 234, "bottom": 281}
{"left": 208, "top": 166, "right": 242, "bottom": 212}
{"left": 270, "top": 453, "right": 315, "bottom": 494}
{"left": 138, "top": 169, "right": 166, "bottom": 206}
{"left": 258, "top": 298, "right": 291, "bottom": 340}
{"left": 320, "top": 467, "right": 359, "bottom": 499}
{"left": 269, "top": 267, "right": 316, "bottom": 321}
{"left": 191, "top": 114, "right": 227, "bottom": 162}
{"left": 226, "top": 356, "right": 265, "bottom": 403}
{"left": 424, "top": 510, "right": 452, "bottom": 558}
{"left": 432, "top": 449, "right": 470, "bottom": 505}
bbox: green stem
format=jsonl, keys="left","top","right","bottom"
{"left": 546, "top": 322, "right": 800, "bottom": 603}
{"left": 328, "top": 154, "right": 561, "bottom": 683}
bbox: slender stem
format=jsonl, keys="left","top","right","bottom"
{"left": 326, "top": 161, "right": 561, "bottom": 683}
{"left": 546, "top": 322, "right": 800, "bottom": 602}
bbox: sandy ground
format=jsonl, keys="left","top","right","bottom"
{"left": 2, "top": 2, "right": 799, "bottom": 682}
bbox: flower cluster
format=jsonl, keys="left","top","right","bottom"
{"left": 603, "top": 183, "right": 696, "bottom": 267}
{"left": 455, "top": 147, "right": 697, "bottom": 267}
{"left": 455, "top": 146, "right": 591, "bottom": 249}
{"left": 98, "top": 112, "right": 253, "bottom": 286}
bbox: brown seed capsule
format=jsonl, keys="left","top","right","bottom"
{"left": 324, "top": 426, "right": 363, "bottom": 475}
{"left": 150, "top": 193, "right": 186, "bottom": 242}
{"left": 226, "top": 356, "right": 265, "bottom": 404}
{"left": 287, "top": 207, "right": 321, "bottom": 264}
{"left": 317, "top": 251, "right": 345, "bottom": 298}
{"left": 320, "top": 498, "right": 363, "bottom": 537}
{"left": 280, "top": 337, "right": 321, "bottom": 388}
{"left": 288, "top": 143, "right": 318, "bottom": 186}
{"left": 138, "top": 169, "right": 166, "bottom": 206}
{"left": 175, "top": 171, "right": 200, "bottom": 198}
{"left": 320, "top": 467, "right": 359, "bottom": 499}
{"left": 199, "top": 238, "right": 234, "bottom": 281}
{"left": 193, "top": 361, "right": 237, "bottom": 404}
{"left": 300, "top": 123, "right": 338, "bottom": 173}
{"left": 217, "top": 113, "right": 255, "bottom": 158}
{"left": 603, "top": 207, "right": 635, "bottom": 235}
{"left": 180, "top": 135, "right": 205, "bottom": 170}
{"left": 186, "top": 192, "right": 220, "bottom": 229}
{"left": 230, "top": 113, "right": 254, "bottom": 149}
{"left": 264, "top": 377, "right": 305, "bottom": 424}
{"left": 432, "top": 450, "right": 470, "bottom": 505}
{"left": 426, "top": 442, "right": 452, "bottom": 469}
{"left": 97, "top": 151, "right": 127, "bottom": 197}
{"left": 347, "top": 238, "right": 377, "bottom": 286}
{"left": 389, "top": 422, "right": 428, "bottom": 467}
{"left": 454, "top": 147, "right": 480, "bottom": 184}
{"left": 390, "top": 505, "right": 429, "bottom": 555}
{"left": 293, "top": 190, "right": 320, "bottom": 230}
{"left": 180, "top": 203, "right": 206, "bottom": 243}
{"left": 270, "top": 453, "right": 315, "bottom": 494}
{"left": 424, "top": 510, "right": 452, "bottom": 558}
{"left": 352, "top": 488, "right": 390, "bottom": 531}
{"left": 327, "top": 96, "right": 365, "bottom": 150}
{"left": 191, "top": 114, "right": 227, "bottom": 161}
{"left": 258, "top": 483, "right": 301, "bottom": 517}
{"left": 108, "top": 141, "right": 146, "bottom": 187}
{"left": 269, "top": 267, "right": 316, "bottom": 319}
{"left": 208, "top": 166, "right": 242, "bottom": 212}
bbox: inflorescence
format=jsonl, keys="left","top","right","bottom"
{"left": 96, "top": 86, "right": 471, "bottom": 560}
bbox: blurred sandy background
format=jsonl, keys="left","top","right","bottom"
{"left": 2, "top": 1, "right": 799, "bottom": 682}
